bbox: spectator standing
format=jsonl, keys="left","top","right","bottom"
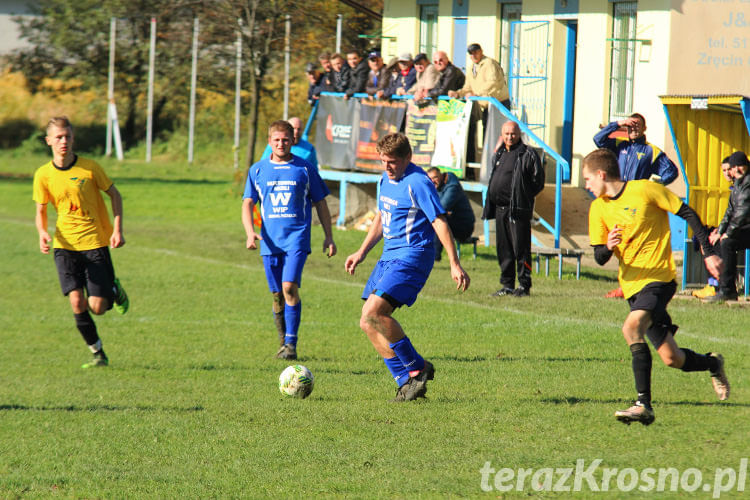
{"left": 365, "top": 50, "right": 390, "bottom": 98}
{"left": 329, "top": 53, "right": 350, "bottom": 93}
{"left": 483, "top": 121, "right": 545, "bottom": 297}
{"left": 429, "top": 51, "right": 465, "bottom": 100}
{"left": 593, "top": 112, "right": 680, "bottom": 299}
{"left": 427, "top": 168, "right": 476, "bottom": 261}
{"left": 705, "top": 151, "right": 750, "bottom": 303}
{"left": 345, "top": 50, "right": 369, "bottom": 99}
{"left": 410, "top": 53, "right": 441, "bottom": 101}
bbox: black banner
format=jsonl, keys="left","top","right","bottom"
{"left": 354, "top": 99, "right": 408, "bottom": 173}
{"left": 314, "top": 95, "right": 358, "bottom": 170}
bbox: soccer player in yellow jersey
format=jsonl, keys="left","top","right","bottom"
{"left": 33, "top": 117, "right": 129, "bottom": 369}
{"left": 584, "top": 149, "right": 729, "bottom": 425}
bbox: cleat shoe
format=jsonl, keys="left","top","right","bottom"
{"left": 512, "top": 287, "right": 530, "bottom": 297}
{"left": 490, "top": 287, "right": 515, "bottom": 297}
{"left": 709, "top": 353, "right": 730, "bottom": 401}
{"left": 391, "top": 360, "right": 435, "bottom": 402}
{"left": 275, "top": 343, "right": 297, "bottom": 360}
{"left": 615, "top": 401, "right": 655, "bottom": 426}
{"left": 82, "top": 351, "right": 109, "bottom": 369}
{"left": 692, "top": 284, "right": 716, "bottom": 299}
{"left": 113, "top": 278, "right": 129, "bottom": 314}
{"left": 605, "top": 287, "right": 624, "bottom": 299}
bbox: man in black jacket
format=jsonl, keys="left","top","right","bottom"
{"left": 706, "top": 151, "right": 750, "bottom": 302}
{"left": 329, "top": 53, "right": 350, "bottom": 93}
{"left": 428, "top": 51, "right": 465, "bottom": 100}
{"left": 483, "top": 121, "right": 545, "bottom": 297}
{"left": 345, "top": 50, "right": 369, "bottom": 99}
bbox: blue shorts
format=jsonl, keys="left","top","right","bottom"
{"left": 263, "top": 250, "right": 308, "bottom": 293}
{"left": 362, "top": 259, "right": 431, "bottom": 308}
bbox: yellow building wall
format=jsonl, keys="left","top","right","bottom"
{"left": 380, "top": 0, "right": 419, "bottom": 61}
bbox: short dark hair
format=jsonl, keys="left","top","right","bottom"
{"left": 268, "top": 120, "right": 293, "bottom": 138}
{"left": 330, "top": 53, "right": 344, "bottom": 62}
{"left": 318, "top": 52, "right": 331, "bottom": 61}
{"left": 629, "top": 113, "right": 646, "bottom": 126}
{"left": 376, "top": 133, "right": 412, "bottom": 159}
{"left": 346, "top": 49, "right": 360, "bottom": 57}
{"left": 727, "top": 151, "right": 750, "bottom": 168}
{"left": 414, "top": 53, "right": 429, "bottom": 64}
{"left": 426, "top": 167, "right": 441, "bottom": 175}
{"left": 583, "top": 149, "right": 621, "bottom": 180}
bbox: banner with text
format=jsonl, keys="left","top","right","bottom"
{"left": 404, "top": 100, "right": 439, "bottom": 169}
{"left": 354, "top": 99, "right": 408, "bottom": 173}
{"left": 431, "top": 99, "right": 471, "bottom": 178}
{"left": 315, "top": 95, "right": 358, "bottom": 170}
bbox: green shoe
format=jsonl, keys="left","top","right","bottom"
{"left": 113, "top": 278, "right": 129, "bottom": 314}
{"left": 82, "top": 352, "right": 109, "bottom": 369}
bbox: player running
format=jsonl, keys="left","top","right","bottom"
{"left": 584, "top": 148, "right": 729, "bottom": 425}
{"left": 33, "top": 116, "right": 129, "bottom": 369}
{"left": 345, "top": 133, "right": 470, "bottom": 402}
{"left": 242, "top": 120, "right": 336, "bottom": 360}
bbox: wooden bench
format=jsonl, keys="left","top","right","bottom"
{"left": 531, "top": 246, "right": 585, "bottom": 280}
{"left": 455, "top": 236, "right": 479, "bottom": 260}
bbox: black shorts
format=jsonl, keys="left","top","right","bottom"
{"left": 628, "top": 280, "right": 678, "bottom": 349}
{"left": 54, "top": 247, "right": 116, "bottom": 300}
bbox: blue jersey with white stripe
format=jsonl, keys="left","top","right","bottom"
{"left": 378, "top": 163, "right": 445, "bottom": 268}
{"left": 243, "top": 156, "right": 330, "bottom": 256}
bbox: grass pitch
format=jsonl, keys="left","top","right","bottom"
{"left": 1, "top": 153, "right": 748, "bottom": 498}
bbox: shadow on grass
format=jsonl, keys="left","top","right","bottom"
{"left": 540, "top": 396, "right": 750, "bottom": 408}
{"left": 0, "top": 404, "right": 204, "bottom": 412}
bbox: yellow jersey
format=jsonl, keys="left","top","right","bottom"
{"left": 588, "top": 180, "right": 683, "bottom": 298}
{"left": 33, "top": 156, "right": 114, "bottom": 251}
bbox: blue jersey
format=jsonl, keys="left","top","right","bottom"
{"left": 378, "top": 163, "right": 445, "bottom": 268}
{"left": 260, "top": 140, "right": 318, "bottom": 168}
{"left": 243, "top": 155, "right": 330, "bottom": 255}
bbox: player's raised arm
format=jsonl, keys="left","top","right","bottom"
{"left": 431, "top": 214, "right": 470, "bottom": 291}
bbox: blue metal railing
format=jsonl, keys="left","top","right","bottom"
{"left": 306, "top": 92, "right": 569, "bottom": 248}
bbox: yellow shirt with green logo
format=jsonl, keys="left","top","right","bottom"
{"left": 588, "top": 180, "right": 683, "bottom": 299}
{"left": 33, "top": 157, "right": 114, "bottom": 251}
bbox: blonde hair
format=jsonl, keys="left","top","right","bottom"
{"left": 46, "top": 116, "right": 73, "bottom": 134}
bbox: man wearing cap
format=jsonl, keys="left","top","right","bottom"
{"left": 305, "top": 62, "right": 328, "bottom": 106}
{"left": 345, "top": 50, "right": 369, "bottom": 99}
{"left": 429, "top": 51, "right": 465, "bottom": 100}
{"left": 705, "top": 151, "right": 750, "bottom": 302}
{"left": 449, "top": 43, "right": 510, "bottom": 109}
{"left": 365, "top": 50, "right": 390, "bottom": 98}
{"left": 383, "top": 53, "right": 416, "bottom": 99}
{"left": 407, "top": 53, "right": 440, "bottom": 100}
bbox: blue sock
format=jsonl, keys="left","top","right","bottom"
{"left": 284, "top": 302, "right": 301, "bottom": 346}
{"left": 384, "top": 356, "right": 410, "bottom": 387}
{"left": 389, "top": 336, "right": 425, "bottom": 373}
{"left": 708, "top": 277, "right": 718, "bottom": 287}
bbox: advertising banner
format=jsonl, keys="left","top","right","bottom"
{"left": 314, "top": 95, "right": 358, "bottom": 170}
{"left": 404, "top": 100, "right": 439, "bottom": 168}
{"left": 431, "top": 99, "right": 471, "bottom": 178}
{"left": 354, "top": 99, "right": 408, "bottom": 173}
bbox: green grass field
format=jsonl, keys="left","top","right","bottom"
{"left": 1, "top": 152, "right": 748, "bottom": 498}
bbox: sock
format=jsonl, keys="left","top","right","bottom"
{"left": 708, "top": 277, "right": 718, "bottom": 287}
{"left": 384, "top": 356, "right": 410, "bottom": 387}
{"left": 284, "top": 302, "right": 301, "bottom": 346}
{"left": 680, "top": 349, "right": 717, "bottom": 372}
{"left": 273, "top": 308, "right": 286, "bottom": 336}
{"left": 389, "top": 336, "right": 425, "bottom": 374}
{"left": 630, "top": 343, "right": 652, "bottom": 408}
{"left": 89, "top": 339, "right": 103, "bottom": 354}
{"left": 74, "top": 311, "right": 100, "bottom": 347}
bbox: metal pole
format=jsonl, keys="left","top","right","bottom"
{"left": 336, "top": 14, "right": 342, "bottom": 54}
{"left": 188, "top": 17, "right": 199, "bottom": 163}
{"left": 283, "top": 15, "right": 290, "bottom": 120}
{"left": 146, "top": 17, "right": 156, "bottom": 162}
{"left": 106, "top": 17, "right": 115, "bottom": 157}
{"left": 234, "top": 19, "right": 242, "bottom": 171}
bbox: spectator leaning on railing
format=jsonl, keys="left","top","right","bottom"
{"left": 365, "top": 50, "right": 390, "bottom": 99}
{"left": 428, "top": 51, "right": 465, "bottom": 100}
{"left": 345, "top": 50, "right": 369, "bottom": 99}
{"left": 329, "top": 53, "right": 350, "bottom": 93}
{"left": 408, "top": 53, "right": 441, "bottom": 102}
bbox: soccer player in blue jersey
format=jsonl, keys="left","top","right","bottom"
{"left": 242, "top": 120, "right": 336, "bottom": 360}
{"left": 345, "top": 133, "right": 471, "bottom": 401}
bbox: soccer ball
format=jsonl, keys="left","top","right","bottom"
{"left": 278, "top": 364, "right": 314, "bottom": 399}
